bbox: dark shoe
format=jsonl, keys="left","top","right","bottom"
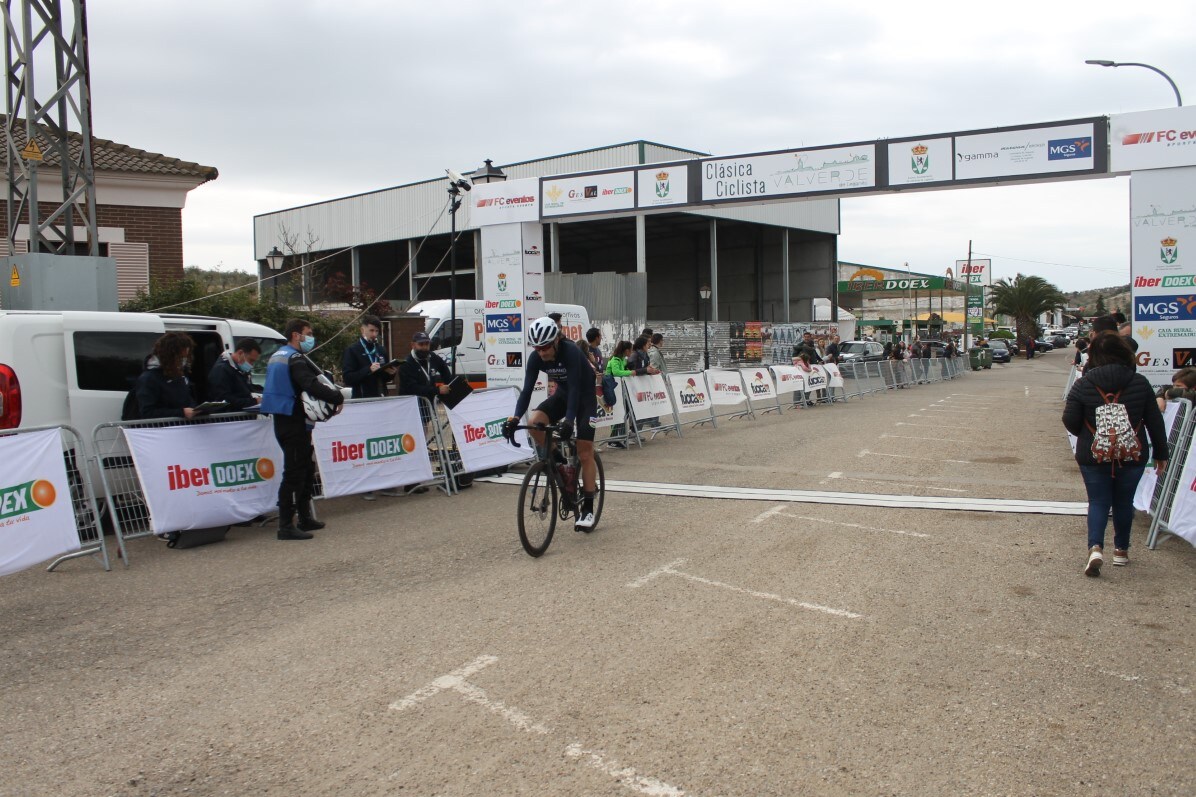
{"left": 278, "top": 527, "right": 314, "bottom": 540}
{"left": 297, "top": 516, "right": 325, "bottom": 532}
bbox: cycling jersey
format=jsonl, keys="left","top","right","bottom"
{"left": 513, "top": 337, "right": 595, "bottom": 423}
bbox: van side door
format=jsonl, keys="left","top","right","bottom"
{"left": 62, "top": 313, "right": 166, "bottom": 437}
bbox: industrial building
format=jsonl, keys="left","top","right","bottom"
{"left": 253, "top": 141, "right": 841, "bottom": 323}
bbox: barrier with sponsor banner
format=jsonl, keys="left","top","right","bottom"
{"left": 822, "top": 363, "right": 849, "bottom": 403}
{"left": 739, "top": 368, "right": 784, "bottom": 415}
{"left": 311, "top": 397, "right": 441, "bottom": 498}
{"left": 668, "top": 372, "right": 717, "bottom": 430}
{"left": 0, "top": 425, "right": 105, "bottom": 576}
{"left": 1143, "top": 399, "right": 1196, "bottom": 550}
{"left": 1134, "top": 400, "right": 1184, "bottom": 514}
{"left": 444, "top": 387, "right": 533, "bottom": 475}
{"left": 704, "top": 369, "right": 755, "bottom": 422}
{"left": 624, "top": 373, "right": 682, "bottom": 442}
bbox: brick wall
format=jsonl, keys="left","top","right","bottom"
{"left": 0, "top": 200, "right": 184, "bottom": 285}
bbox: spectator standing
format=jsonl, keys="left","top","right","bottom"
{"left": 1073, "top": 338, "right": 1089, "bottom": 368}
{"left": 136, "top": 332, "right": 198, "bottom": 419}
{"left": 628, "top": 336, "right": 661, "bottom": 428}
{"left": 824, "top": 335, "right": 841, "bottom": 364}
{"left": 584, "top": 327, "right": 605, "bottom": 374}
{"left": 206, "top": 339, "right": 261, "bottom": 411}
{"left": 342, "top": 315, "right": 396, "bottom": 399}
{"left": 261, "top": 319, "right": 345, "bottom": 540}
{"left": 793, "top": 331, "right": 824, "bottom": 365}
{"left": 1062, "top": 333, "right": 1167, "bottom": 576}
{"left": 605, "top": 340, "right": 656, "bottom": 447}
{"left": 399, "top": 331, "right": 453, "bottom": 413}
{"left": 1118, "top": 321, "right": 1139, "bottom": 353}
{"left": 647, "top": 333, "right": 666, "bottom": 374}
{"left": 1026, "top": 335, "right": 1036, "bottom": 360}
{"left": 1156, "top": 367, "right": 1196, "bottom": 411}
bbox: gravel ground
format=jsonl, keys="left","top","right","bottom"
{"left": 2, "top": 352, "right": 1193, "bottom": 797}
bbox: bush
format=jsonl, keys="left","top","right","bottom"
{"left": 989, "top": 329, "right": 1015, "bottom": 340}
{"left": 120, "top": 279, "right": 362, "bottom": 377}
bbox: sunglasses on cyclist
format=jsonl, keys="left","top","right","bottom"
{"left": 532, "top": 343, "right": 555, "bottom": 352}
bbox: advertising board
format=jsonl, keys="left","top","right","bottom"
{"left": 470, "top": 177, "right": 540, "bottom": 226}
{"left": 887, "top": 138, "right": 953, "bottom": 186}
{"left": 954, "top": 122, "right": 1097, "bottom": 180}
{"left": 636, "top": 164, "right": 689, "bottom": 208}
{"left": 541, "top": 171, "right": 635, "bottom": 218}
{"left": 700, "top": 143, "right": 875, "bottom": 202}
{"left": 1111, "top": 106, "right": 1196, "bottom": 173}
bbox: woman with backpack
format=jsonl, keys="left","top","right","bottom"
{"left": 1063, "top": 334, "right": 1168, "bottom": 577}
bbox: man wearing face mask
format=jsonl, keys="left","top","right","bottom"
{"left": 398, "top": 331, "right": 452, "bottom": 408}
{"left": 206, "top": 339, "right": 262, "bottom": 410}
{"left": 261, "top": 319, "right": 344, "bottom": 540}
{"left": 342, "top": 314, "right": 396, "bottom": 399}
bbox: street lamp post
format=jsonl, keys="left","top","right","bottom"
{"left": 1085, "top": 59, "right": 1183, "bottom": 106}
{"left": 265, "top": 246, "right": 284, "bottom": 304}
{"left": 699, "top": 284, "right": 712, "bottom": 370}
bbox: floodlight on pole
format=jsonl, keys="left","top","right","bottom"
{"left": 1085, "top": 59, "right": 1183, "bottom": 106}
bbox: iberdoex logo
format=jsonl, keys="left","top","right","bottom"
{"left": 0, "top": 478, "right": 56, "bottom": 520}
{"left": 331, "top": 435, "right": 416, "bottom": 463}
{"left": 485, "top": 313, "right": 523, "bottom": 333}
{"left": 1135, "top": 294, "right": 1196, "bottom": 322}
{"left": 1047, "top": 137, "right": 1092, "bottom": 161}
{"left": 463, "top": 418, "right": 507, "bottom": 443}
{"left": 167, "top": 458, "right": 275, "bottom": 491}
{"left": 1136, "top": 275, "right": 1196, "bottom": 289}
{"left": 485, "top": 299, "right": 521, "bottom": 309}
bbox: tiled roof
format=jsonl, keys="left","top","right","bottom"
{"left": 1, "top": 116, "right": 218, "bottom": 182}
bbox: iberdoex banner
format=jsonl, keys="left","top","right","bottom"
{"left": 0, "top": 428, "right": 79, "bottom": 577}
{"left": 312, "top": 399, "right": 433, "bottom": 498}
{"left": 447, "top": 388, "right": 532, "bottom": 474}
{"left": 124, "top": 420, "right": 283, "bottom": 535}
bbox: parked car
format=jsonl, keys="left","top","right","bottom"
{"left": 1033, "top": 338, "right": 1055, "bottom": 352}
{"left": 837, "top": 341, "right": 887, "bottom": 363}
{"left": 1051, "top": 335, "right": 1070, "bottom": 348}
{"left": 988, "top": 339, "right": 1012, "bottom": 363}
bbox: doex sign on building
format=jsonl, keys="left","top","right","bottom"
{"left": 0, "top": 429, "right": 79, "bottom": 577}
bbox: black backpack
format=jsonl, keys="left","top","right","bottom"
{"left": 121, "top": 388, "right": 141, "bottom": 421}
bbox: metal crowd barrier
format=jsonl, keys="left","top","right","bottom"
{"left": 704, "top": 369, "right": 756, "bottom": 423}
{"left": 668, "top": 371, "right": 718, "bottom": 432}
{"left": 1146, "top": 398, "right": 1196, "bottom": 550}
{"left": 740, "top": 368, "right": 785, "bottom": 416}
{"left": 0, "top": 424, "right": 110, "bottom": 572}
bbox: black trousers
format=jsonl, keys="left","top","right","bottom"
{"left": 274, "top": 415, "right": 315, "bottom": 518}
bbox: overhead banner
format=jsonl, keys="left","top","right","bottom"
{"left": 887, "top": 138, "right": 953, "bottom": 186}
{"left": 637, "top": 164, "right": 689, "bottom": 208}
{"left": 1129, "top": 165, "right": 1196, "bottom": 389}
{"left": 669, "top": 373, "right": 712, "bottom": 414}
{"left": 1111, "top": 106, "right": 1196, "bottom": 173}
{"left": 740, "top": 369, "right": 777, "bottom": 401}
{"left": 0, "top": 428, "right": 79, "bottom": 577}
{"left": 470, "top": 177, "right": 540, "bottom": 226}
{"left": 954, "top": 121, "right": 1098, "bottom": 181}
{"left": 446, "top": 388, "right": 532, "bottom": 473}
{"left": 312, "top": 399, "right": 434, "bottom": 498}
{"left": 625, "top": 374, "right": 673, "bottom": 418}
{"left": 541, "top": 170, "right": 635, "bottom": 218}
{"left": 769, "top": 365, "right": 806, "bottom": 395}
{"left": 125, "top": 420, "right": 283, "bottom": 535}
{"left": 705, "top": 369, "right": 748, "bottom": 405}
{"left": 480, "top": 223, "right": 527, "bottom": 389}
{"left": 839, "top": 276, "right": 966, "bottom": 293}
{"left": 701, "top": 144, "right": 875, "bottom": 201}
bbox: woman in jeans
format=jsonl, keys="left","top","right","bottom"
{"left": 1063, "top": 333, "right": 1168, "bottom": 577}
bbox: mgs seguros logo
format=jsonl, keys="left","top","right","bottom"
{"left": 166, "top": 458, "right": 275, "bottom": 491}
{"left": 1047, "top": 137, "right": 1092, "bottom": 161}
{"left": 0, "top": 478, "right": 57, "bottom": 520}
{"left": 1134, "top": 294, "right": 1196, "bottom": 322}
{"left": 485, "top": 313, "right": 523, "bottom": 333}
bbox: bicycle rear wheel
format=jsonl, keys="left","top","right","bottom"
{"left": 518, "top": 461, "right": 557, "bottom": 557}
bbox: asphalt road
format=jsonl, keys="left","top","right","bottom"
{"left": 2, "top": 351, "right": 1194, "bottom": 796}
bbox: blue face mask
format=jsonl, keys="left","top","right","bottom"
{"left": 237, "top": 360, "right": 254, "bottom": 374}
{"left": 300, "top": 335, "right": 315, "bottom": 353}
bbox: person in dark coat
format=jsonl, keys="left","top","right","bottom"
{"left": 792, "top": 331, "right": 824, "bottom": 365}
{"left": 205, "top": 339, "right": 261, "bottom": 410}
{"left": 1063, "top": 333, "right": 1168, "bottom": 576}
{"left": 399, "top": 331, "right": 452, "bottom": 408}
{"left": 342, "top": 315, "right": 396, "bottom": 399}
{"left": 136, "top": 331, "right": 197, "bottom": 419}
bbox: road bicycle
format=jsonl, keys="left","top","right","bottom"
{"left": 509, "top": 422, "right": 605, "bottom": 557}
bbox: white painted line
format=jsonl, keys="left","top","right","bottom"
{"left": 454, "top": 680, "right": 551, "bottom": 734}
{"left": 880, "top": 433, "right": 972, "bottom": 444}
{"left": 896, "top": 422, "right": 958, "bottom": 428}
{"left": 476, "top": 475, "right": 1086, "bottom": 515}
{"left": 813, "top": 473, "right": 968, "bottom": 493}
{"left": 860, "top": 449, "right": 973, "bottom": 465}
{"left": 627, "top": 558, "right": 687, "bottom": 587}
{"left": 827, "top": 471, "right": 843, "bottom": 478}
{"left": 564, "top": 744, "right": 686, "bottom": 797}
{"left": 751, "top": 505, "right": 786, "bottom": 524}
{"left": 994, "top": 646, "right": 1191, "bottom": 696}
{"left": 1025, "top": 386, "right": 1030, "bottom": 397}
{"left": 921, "top": 407, "right": 975, "bottom": 414}
{"left": 390, "top": 654, "right": 498, "bottom": 711}
{"left": 665, "top": 566, "right": 864, "bottom": 619}
{"left": 774, "top": 512, "right": 930, "bottom": 538}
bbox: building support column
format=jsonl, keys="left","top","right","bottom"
{"left": 407, "top": 239, "right": 417, "bottom": 301}
{"left": 709, "top": 219, "right": 719, "bottom": 322}
{"left": 782, "top": 229, "right": 790, "bottom": 323}
{"left": 635, "top": 215, "right": 646, "bottom": 273}
{"left": 550, "top": 222, "right": 560, "bottom": 273}
{"left": 474, "top": 230, "right": 482, "bottom": 298}
{"left": 350, "top": 246, "right": 361, "bottom": 287}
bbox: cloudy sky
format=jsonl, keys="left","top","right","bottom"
{"left": 81, "top": 1, "right": 1196, "bottom": 292}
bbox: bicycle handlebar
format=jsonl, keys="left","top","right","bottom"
{"left": 503, "top": 421, "right": 568, "bottom": 448}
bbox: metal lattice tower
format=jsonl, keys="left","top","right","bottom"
{"left": 3, "top": 0, "right": 98, "bottom": 255}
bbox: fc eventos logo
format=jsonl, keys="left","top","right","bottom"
{"left": 167, "top": 458, "right": 275, "bottom": 491}
{"left": 0, "top": 479, "right": 56, "bottom": 520}
{"left": 485, "top": 313, "right": 523, "bottom": 333}
{"left": 1134, "top": 294, "right": 1196, "bottom": 322}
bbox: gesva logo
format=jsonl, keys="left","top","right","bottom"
{"left": 331, "top": 435, "right": 416, "bottom": 463}
{"left": 463, "top": 418, "right": 507, "bottom": 443}
{"left": 167, "top": 458, "right": 275, "bottom": 491}
{"left": 1134, "top": 294, "right": 1196, "bottom": 322}
{"left": 0, "top": 478, "right": 56, "bottom": 520}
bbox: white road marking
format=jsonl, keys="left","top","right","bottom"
{"left": 761, "top": 507, "right": 930, "bottom": 538}
{"left": 751, "top": 506, "right": 787, "bottom": 524}
{"left": 815, "top": 473, "right": 968, "bottom": 493}
{"left": 994, "top": 646, "right": 1191, "bottom": 696}
{"left": 564, "top": 744, "right": 686, "bottom": 797}
{"left": 921, "top": 407, "right": 976, "bottom": 414}
{"left": 880, "top": 433, "right": 972, "bottom": 443}
{"left": 1025, "top": 385, "right": 1031, "bottom": 397}
{"left": 389, "top": 654, "right": 499, "bottom": 711}
{"left": 453, "top": 680, "right": 551, "bottom": 734}
{"left": 859, "top": 448, "right": 972, "bottom": 465}
{"left": 627, "top": 560, "right": 862, "bottom": 619}
{"left": 827, "top": 471, "right": 843, "bottom": 478}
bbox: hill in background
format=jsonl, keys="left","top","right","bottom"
{"left": 1063, "top": 283, "right": 1131, "bottom": 318}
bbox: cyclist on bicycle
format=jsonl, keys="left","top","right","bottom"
{"left": 503, "top": 316, "right": 599, "bottom": 530}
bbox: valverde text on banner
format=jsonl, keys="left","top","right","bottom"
{"left": 0, "top": 428, "right": 79, "bottom": 577}
{"left": 312, "top": 398, "right": 433, "bottom": 499}
{"left": 124, "top": 421, "right": 283, "bottom": 535}
{"left": 446, "top": 387, "right": 532, "bottom": 474}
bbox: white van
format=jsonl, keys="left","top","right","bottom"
{"left": 407, "top": 299, "right": 590, "bottom": 383}
{"left": 0, "top": 310, "right": 285, "bottom": 437}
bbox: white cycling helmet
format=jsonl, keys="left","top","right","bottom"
{"left": 301, "top": 373, "right": 340, "bottom": 422}
{"left": 527, "top": 316, "right": 560, "bottom": 348}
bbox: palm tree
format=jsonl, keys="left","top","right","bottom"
{"left": 988, "top": 274, "right": 1066, "bottom": 351}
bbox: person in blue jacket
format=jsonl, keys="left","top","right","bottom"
{"left": 261, "top": 319, "right": 344, "bottom": 540}
{"left": 206, "top": 339, "right": 261, "bottom": 410}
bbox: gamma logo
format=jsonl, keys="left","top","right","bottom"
{"left": 1047, "top": 137, "right": 1092, "bottom": 161}
{"left": 910, "top": 144, "right": 929, "bottom": 174}
{"left": 0, "top": 478, "right": 56, "bottom": 520}
{"left": 167, "top": 458, "right": 275, "bottom": 491}
{"left": 1134, "top": 295, "right": 1196, "bottom": 322}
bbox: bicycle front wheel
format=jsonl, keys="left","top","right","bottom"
{"left": 589, "top": 452, "right": 606, "bottom": 531}
{"left": 518, "top": 461, "right": 558, "bottom": 557}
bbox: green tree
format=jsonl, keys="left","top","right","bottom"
{"left": 988, "top": 274, "right": 1066, "bottom": 350}
{"left": 1095, "top": 294, "right": 1107, "bottom": 316}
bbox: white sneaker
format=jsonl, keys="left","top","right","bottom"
{"left": 361, "top": 492, "right": 377, "bottom": 501}
{"left": 1084, "top": 547, "right": 1103, "bottom": 577}
{"left": 378, "top": 489, "right": 403, "bottom": 497}
{"left": 574, "top": 512, "right": 596, "bottom": 532}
